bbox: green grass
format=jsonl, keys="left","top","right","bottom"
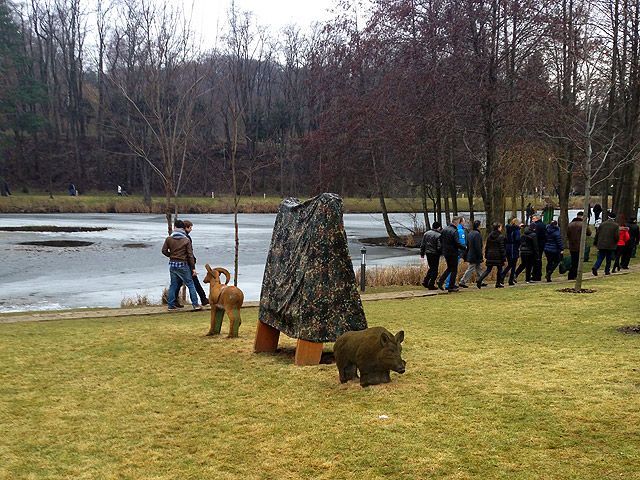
{"left": 0, "top": 192, "right": 590, "bottom": 215}
{"left": 1, "top": 273, "right": 639, "bottom": 479}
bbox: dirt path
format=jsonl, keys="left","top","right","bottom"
{"left": 1, "top": 266, "right": 637, "bottom": 324}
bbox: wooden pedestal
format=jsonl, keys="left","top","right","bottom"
{"left": 294, "top": 339, "right": 323, "bottom": 366}
{"left": 254, "top": 320, "right": 280, "bottom": 353}
{"left": 254, "top": 320, "right": 323, "bottom": 366}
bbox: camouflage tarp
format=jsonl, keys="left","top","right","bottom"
{"left": 258, "top": 193, "right": 367, "bottom": 342}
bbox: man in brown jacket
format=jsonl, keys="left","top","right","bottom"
{"left": 567, "top": 211, "right": 591, "bottom": 280}
{"left": 592, "top": 212, "right": 620, "bottom": 276}
{"left": 162, "top": 219, "right": 202, "bottom": 311}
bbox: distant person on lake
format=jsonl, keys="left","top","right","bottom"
{"left": 593, "top": 203, "right": 603, "bottom": 222}
{"left": 175, "top": 220, "right": 209, "bottom": 305}
{"left": 477, "top": 223, "right": 506, "bottom": 289}
{"left": 437, "top": 218, "right": 466, "bottom": 293}
{"left": 420, "top": 221, "right": 442, "bottom": 290}
{"left": 525, "top": 203, "right": 534, "bottom": 224}
{"left": 0, "top": 177, "right": 10, "bottom": 196}
{"left": 162, "top": 219, "right": 202, "bottom": 311}
{"left": 592, "top": 212, "right": 619, "bottom": 276}
{"left": 459, "top": 220, "right": 485, "bottom": 288}
{"left": 566, "top": 212, "right": 591, "bottom": 281}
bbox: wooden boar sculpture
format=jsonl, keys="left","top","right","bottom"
{"left": 203, "top": 264, "right": 244, "bottom": 337}
{"left": 334, "top": 327, "right": 406, "bottom": 387}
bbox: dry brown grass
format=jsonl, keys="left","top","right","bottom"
{"left": 359, "top": 260, "right": 498, "bottom": 287}
{"left": 120, "top": 294, "right": 153, "bottom": 308}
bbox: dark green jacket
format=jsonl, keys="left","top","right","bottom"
{"left": 595, "top": 220, "right": 620, "bottom": 250}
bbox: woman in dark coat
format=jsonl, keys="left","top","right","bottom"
{"left": 477, "top": 223, "right": 506, "bottom": 288}
{"left": 543, "top": 220, "right": 564, "bottom": 282}
{"left": 514, "top": 225, "right": 539, "bottom": 283}
{"left": 501, "top": 217, "right": 522, "bottom": 285}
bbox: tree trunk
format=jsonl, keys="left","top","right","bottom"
{"left": 372, "top": 152, "right": 400, "bottom": 244}
{"left": 444, "top": 192, "right": 451, "bottom": 225}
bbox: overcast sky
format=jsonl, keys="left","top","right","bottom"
{"left": 186, "top": 0, "right": 336, "bottom": 46}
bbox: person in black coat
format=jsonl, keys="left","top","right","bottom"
{"left": 437, "top": 218, "right": 466, "bottom": 292}
{"left": 501, "top": 218, "right": 521, "bottom": 285}
{"left": 543, "top": 220, "right": 564, "bottom": 282}
{"left": 514, "top": 225, "right": 539, "bottom": 283}
{"left": 477, "top": 223, "right": 506, "bottom": 288}
{"left": 419, "top": 222, "right": 442, "bottom": 290}
{"left": 530, "top": 214, "right": 547, "bottom": 281}
{"left": 459, "top": 220, "right": 484, "bottom": 288}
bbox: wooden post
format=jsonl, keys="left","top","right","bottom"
{"left": 254, "top": 320, "right": 280, "bottom": 353}
{"left": 294, "top": 339, "right": 323, "bottom": 366}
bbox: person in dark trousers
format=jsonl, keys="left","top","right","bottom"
{"left": 514, "top": 224, "right": 538, "bottom": 283}
{"left": 437, "top": 218, "right": 465, "bottom": 292}
{"left": 477, "top": 223, "right": 506, "bottom": 289}
{"left": 459, "top": 220, "right": 484, "bottom": 288}
{"left": 566, "top": 211, "right": 591, "bottom": 280}
{"left": 629, "top": 218, "right": 639, "bottom": 258}
{"left": 175, "top": 220, "right": 209, "bottom": 305}
{"left": 420, "top": 222, "right": 442, "bottom": 290}
{"left": 612, "top": 224, "right": 630, "bottom": 272}
{"left": 68, "top": 183, "right": 77, "bottom": 196}
{"left": 593, "top": 203, "right": 603, "bottom": 222}
{"left": 587, "top": 203, "right": 592, "bottom": 222}
{"left": 543, "top": 220, "right": 563, "bottom": 282}
{"left": 162, "top": 219, "right": 202, "bottom": 311}
{"left": 501, "top": 217, "right": 521, "bottom": 285}
{"left": 592, "top": 212, "right": 620, "bottom": 276}
{"left": 530, "top": 214, "right": 547, "bottom": 281}
{"left": 525, "top": 203, "right": 534, "bottom": 224}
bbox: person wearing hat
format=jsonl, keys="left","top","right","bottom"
{"left": 566, "top": 211, "right": 591, "bottom": 280}
{"left": 592, "top": 211, "right": 620, "bottom": 276}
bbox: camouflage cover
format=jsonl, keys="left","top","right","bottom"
{"left": 259, "top": 193, "right": 367, "bottom": 342}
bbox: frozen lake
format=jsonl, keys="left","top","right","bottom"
{"left": 0, "top": 212, "right": 425, "bottom": 313}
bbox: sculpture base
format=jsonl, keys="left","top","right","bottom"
{"left": 254, "top": 320, "right": 323, "bottom": 366}
{"left": 294, "top": 339, "right": 323, "bottom": 366}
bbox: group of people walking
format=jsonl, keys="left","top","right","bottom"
{"left": 419, "top": 212, "right": 639, "bottom": 293}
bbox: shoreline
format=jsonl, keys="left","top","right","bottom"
{"left": 0, "top": 193, "right": 591, "bottom": 215}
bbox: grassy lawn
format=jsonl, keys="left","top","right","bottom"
{"left": 1, "top": 273, "right": 639, "bottom": 479}
{"left": 0, "top": 192, "right": 590, "bottom": 215}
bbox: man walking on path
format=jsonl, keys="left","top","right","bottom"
{"left": 162, "top": 219, "right": 202, "bottom": 311}
{"left": 531, "top": 215, "right": 547, "bottom": 281}
{"left": 543, "top": 220, "right": 563, "bottom": 282}
{"left": 420, "top": 222, "right": 442, "bottom": 290}
{"left": 567, "top": 212, "right": 591, "bottom": 280}
{"left": 437, "top": 218, "right": 466, "bottom": 292}
{"left": 459, "top": 220, "right": 484, "bottom": 288}
{"left": 175, "top": 220, "right": 209, "bottom": 306}
{"left": 592, "top": 212, "right": 620, "bottom": 276}
{"left": 445, "top": 217, "right": 467, "bottom": 289}
{"left": 514, "top": 224, "right": 538, "bottom": 283}
{"left": 525, "top": 203, "right": 534, "bottom": 224}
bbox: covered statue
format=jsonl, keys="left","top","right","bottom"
{"left": 258, "top": 193, "right": 367, "bottom": 343}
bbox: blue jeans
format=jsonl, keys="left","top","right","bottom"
{"left": 168, "top": 265, "right": 200, "bottom": 308}
{"left": 593, "top": 249, "right": 615, "bottom": 274}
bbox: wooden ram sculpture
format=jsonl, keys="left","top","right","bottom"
{"left": 203, "top": 264, "right": 244, "bottom": 337}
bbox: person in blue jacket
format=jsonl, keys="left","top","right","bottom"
{"left": 446, "top": 217, "right": 467, "bottom": 289}
{"left": 501, "top": 217, "right": 522, "bottom": 285}
{"left": 543, "top": 220, "right": 563, "bottom": 282}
